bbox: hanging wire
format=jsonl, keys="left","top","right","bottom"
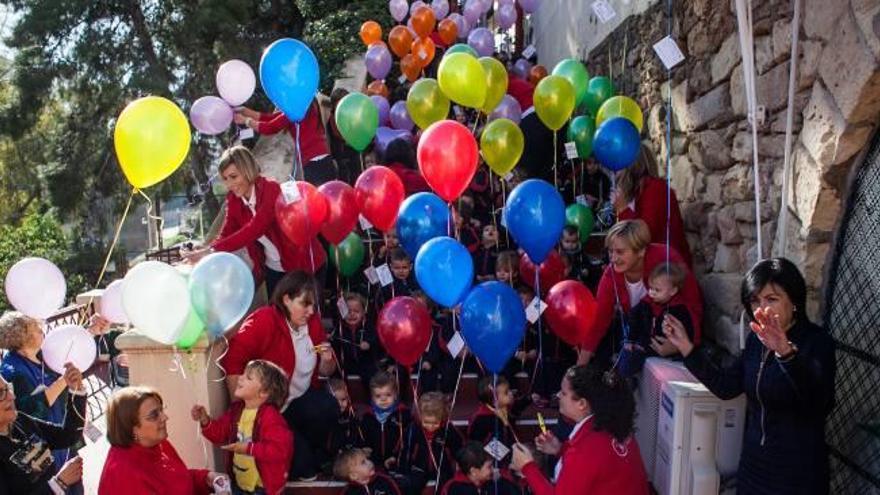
{"left": 778, "top": 0, "right": 802, "bottom": 257}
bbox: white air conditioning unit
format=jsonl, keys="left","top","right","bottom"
{"left": 654, "top": 380, "right": 746, "bottom": 495}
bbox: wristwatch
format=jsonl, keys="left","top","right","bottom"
{"left": 775, "top": 341, "right": 798, "bottom": 361}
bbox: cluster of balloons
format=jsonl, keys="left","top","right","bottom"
{"left": 189, "top": 60, "right": 257, "bottom": 135}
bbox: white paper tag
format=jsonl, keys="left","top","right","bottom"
{"left": 592, "top": 0, "right": 617, "bottom": 23}
{"left": 503, "top": 172, "right": 514, "bottom": 183}
{"left": 484, "top": 438, "right": 511, "bottom": 461}
{"left": 280, "top": 181, "right": 301, "bottom": 204}
{"left": 653, "top": 35, "right": 686, "bottom": 70}
{"left": 337, "top": 297, "right": 349, "bottom": 319}
{"left": 398, "top": 75, "right": 407, "bottom": 85}
{"left": 239, "top": 127, "right": 254, "bottom": 140}
{"left": 376, "top": 264, "right": 394, "bottom": 287}
{"left": 576, "top": 194, "right": 588, "bottom": 206}
{"left": 83, "top": 422, "right": 104, "bottom": 443}
{"left": 365, "top": 266, "right": 380, "bottom": 285}
{"left": 447, "top": 331, "right": 466, "bottom": 359}
{"left": 522, "top": 44, "right": 536, "bottom": 59}
{"left": 564, "top": 141, "right": 579, "bottom": 160}
{"left": 359, "top": 215, "right": 373, "bottom": 231}
{"left": 525, "top": 297, "right": 547, "bottom": 324}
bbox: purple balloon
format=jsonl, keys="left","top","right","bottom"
{"left": 410, "top": 0, "right": 427, "bottom": 15}
{"left": 390, "top": 100, "right": 415, "bottom": 131}
{"left": 406, "top": 18, "right": 418, "bottom": 38}
{"left": 374, "top": 126, "right": 413, "bottom": 156}
{"left": 479, "top": 0, "right": 493, "bottom": 14}
{"left": 488, "top": 95, "right": 523, "bottom": 125}
{"left": 370, "top": 95, "right": 391, "bottom": 126}
{"left": 431, "top": 0, "right": 449, "bottom": 19}
{"left": 496, "top": 3, "right": 517, "bottom": 29}
{"left": 513, "top": 58, "right": 532, "bottom": 79}
{"left": 468, "top": 27, "right": 495, "bottom": 57}
{"left": 365, "top": 43, "right": 392, "bottom": 80}
{"left": 389, "top": 0, "right": 408, "bottom": 22}
{"left": 190, "top": 95, "right": 233, "bottom": 135}
{"left": 463, "top": 0, "right": 482, "bottom": 25}
{"left": 450, "top": 13, "right": 472, "bottom": 39}
{"left": 518, "top": 0, "right": 541, "bottom": 14}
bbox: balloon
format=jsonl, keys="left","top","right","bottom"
{"left": 374, "top": 126, "right": 412, "bottom": 156}
{"left": 377, "top": 296, "right": 432, "bottom": 366}
{"left": 448, "top": 14, "right": 471, "bottom": 39}
{"left": 397, "top": 192, "right": 451, "bottom": 258}
{"left": 566, "top": 115, "right": 595, "bottom": 158}
{"left": 407, "top": 78, "right": 450, "bottom": 129}
{"left": 584, "top": 76, "right": 615, "bottom": 117}
{"left": 480, "top": 118, "right": 524, "bottom": 176}
{"left": 329, "top": 232, "right": 366, "bottom": 277}
{"left": 216, "top": 59, "right": 256, "bottom": 106}
{"left": 100, "top": 280, "right": 128, "bottom": 325}
{"left": 176, "top": 309, "right": 204, "bottom": 349}
{"left": 504, "top": 179, "right": 565, "bottom": 263}
{"left": 431, "top": 0, "right": 450, "bottom": 19}
{"left": 411, "top": 37, "right": 436, "bottom": 67}
{"left": 389, "top": 25, "right": 414, "bottom": 58}
{"left": 355, "top": 166, "right": 405, "bottom": 231}
{"left": 412, "top": 6, "right": 436, "bottom": 38}
{"left": 366, "top": 80, "right": 390, "bottom": 98}
{"left": 260, "top": 39, "right": 319, "bottom": 123}
{"left": 190, "top": 253, "right": 255, "bottom": 337}
{"left": 519, "top": 251, "right": 565, "bottom": 294}
{"left": 389, "top": 0, "right": 408, "bottom": 22}
{"left": 410, "top": 0, "right": 428, "bottom": 15}
{"left": 114, "top": 96, "right": 190, "bottom": 189}
{"left": 596, "top": 95, "right": 644, "bottom": 132}
{"left": 460, "top": 281, "right": 526, "bottom": 373}
{"left": 445, "top": 43, "right": 478, "bottom": 58}
{"left": 467, "top": 27, "right": 494, "bottom": 57}
{"left": 592, "top": 117, "right": 641, "bottom": 171}
{"left": 512, "top": 58, "right": 531, "bottom": 79}
{"left": 488, "top": 94, "right": 522, "bottom": 124}
{"left": 365, "top": 43, "right": 393, "bottom": 80}
{"left": 318, "top": 181, "right": 359, "bottom": 244}
{"left": 479, "top": 56, "right": 508, "bottom": 113}
{"left": 418, "top": 120, "right": 479, "bottom": 202}
{"left": 519, "top": 0, "right": 542, "bottom": 14}
{"left": 463, "top": 0, "right": 482, "bottom": 24}
{"left": 400, "top": 55, "right": 421, "bottom": 82}
{"left": 5, "top": 257, "right": 66, "bottom": 319}
{"left": 190, "top": 96, "right": 232, "bottom": 135}
{"left": 566, "top": 203, "right": 595, "bottom": 242}
{"left": 41, "top": 325, "right": 96, "bottom": 375}
{"left": 360, "top": 21, "right": 382, "bottom": 46}
{"left": 545, "top": 280, "right": 598, "bottom": 346}
{"left": 496, "top": 3, "right": 517, "bottom": 29}
{"left": 552, "top": 58, "right": 590, "bottom": 108}
{"left": 528, "top": 64, "right": 548, "bottom": 85}
{"left": 437, "top": 18, "right": 458, "bottom": 45}
{"left": 370, "top": 95, "right": 391, "bottom": 126}
{"left": 438, "top": 53, "right": 486, "bottom": 109}
{"left": 122, "top": 261, "right": 189, "bottom": 345}
{"left": 335, "top": 93, "right": 379, "bottom": 152}
{"left": 390, "top": 100, "right": 415, "bottom": 131}
{"left": 275, "top": 181, "right": 329, "bottom": 245}
{"left": 415, "top": 237, "right": 473, "bottom": 307}
{"left": 533, "top": 75, "right": 575, "bottom": 131}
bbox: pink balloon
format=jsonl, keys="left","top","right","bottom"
{"left": 389, "top": 0, "right": 408, "bottom": 22}
{"left": 100, "top": 280, "right": 129, "bottom": 325}
{"left": 190, "top": 96, "right": 233, "bottom": 135}
{"left": 488, "top": 95, "right": 523, "bottom": 124}
{"left": 5, "top": 257, "right": 66, "bottom": 319}
{"left": 216, "top": 59, "right": 256, "bottom": 106}
{"left": 41, "top": 324, "right": 97, "bottom": 375}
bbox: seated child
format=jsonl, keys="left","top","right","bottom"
{"left": 334, "top": 447, "right": 402, "bottom": 495}
{"left": 362, "top": 371, "right": 412, "bottom": 471}
{"left": 440, "top": 442, "right": 523, "bottom": 495}
{"left": 191, "top": 360, "right": 292, "bottom": 495}
{"left": 559, "top": 226, "right": 589, "bottom": 283}
{"left": 474, "top": 225, "right": 499, "bottom": 282}
{"left": 494, "top": 251, "right": 519, "bottom": 287}
{"left": 335, "top": 292, "right": 380, "bottom": 384}
{"left": 467, "top": 376, "right": 523, "bottom": 470}
{"left": 327, "top": 378, "right": 365, "bottom": 461}
{"left": 399, "top": 392, "right": 464, "bottom": 493}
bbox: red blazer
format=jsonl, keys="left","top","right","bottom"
{"left": 223, "top": 305, "right": 330, "bottom": 390}
{"left": 98, "top": 440, "right": 210, "bottom": 495}
{"left": 522, "top": 417, "right": 648, "bottom": 495}
{"left": 201, "top": 401, "right": 293, "bottom": 495}
{"left": 507, "top": 76, "right": 534, "bottom": 111}
{"left": 212, "top": 176, "right": 326, "bottom": 282}
{"left": 256, "top": 103, "right": 329, "bottom": 164}
{"left": 618, "top": 177, "right": 693, "bottom": 268}
{"left": 583, "top": 244, "right": 702, "bottom": 352}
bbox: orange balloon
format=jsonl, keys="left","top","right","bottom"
{"left": 411, "top": 6, "right": 436, "bottom": 38}
{"left": 437, "top": 18, "right": 458, "bottom": 46}
{"left": 366, "top": 80, "right": 389, "bottom": 98}
{"left": 411, "top": 37, "right": 436, "bottom": 68}
{"left": 401, "top": 54, "right": 422, "bottom": 82}
{"left": 389, "top": 25, "right": 414, "bottom": 58}
{"left": 360, "top": 21, "right": 382, "bottom": 46}
{"left": 529, "top": 65, "right": 549, "bottom": 85}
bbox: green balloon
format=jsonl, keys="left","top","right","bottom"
{"left": 566, "top": 116, "right": 595, "bottom": 159}
{"left": 176, "top": 309, "right": 204, "bottom": 349}
{"left": 552, "top": 59, "right": 590, "bottom": 108}
{"left": 445, "top": 43, "right": 479, "bottom": 58}
{"left": 329, "top": 232, "right": 366, "bottom": 277}
{"left": 335, "top": 93, "right": 379, "bottom": 151}
{"left": 583, "top": 76, "right": 616, "bottom": 117}
{"left": 565, "top": 204, "right": 595, "bottom": 243}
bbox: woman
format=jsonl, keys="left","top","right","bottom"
{"left": 384, "top": 138, "right": 430, "bottom": 195}
{"left": 223, "top": 271, "right": 338, "bottom": 480}
{"left": 98, "top": 387, "right": 226, "bottom": 494}
{"left": 580, "top": 219, "right": 702, "bottom": 365}
{"left": 663, "top": 258, "right": 836, "bottom": 494}
{"left": 186, "top": 146, "right": 326, "bottom": 298}
{"left": 510, "top": 365, "right": 648, "bottom": 494}
{"left": 613, "top": 145, "right": 692, "bottom": 268}
{"left": 0, "top": 365, "right": 86, "bottom": 494}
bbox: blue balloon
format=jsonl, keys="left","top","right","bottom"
{"left": 415, "top": 237, "right": 473, "bottom": 307}
{"left": 259, "top": 38, "right": 319, "bottom": 122}
{"left": 189, "top": 252, "right": 255, "bottom": 337}
{"left": 397, "top": 192, "right": 451, "bottom": 258}
{"left": 592, "top": 117, "right": 641, "bottom": 171}
{"left": 503, "top": 179, "right": 565, "bottom": 263}
{"left": 460, "top": 282, "right": 526, "bottom": 373}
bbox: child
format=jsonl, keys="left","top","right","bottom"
{"left": 619, "top": 262, "right": 695, "bottom": 377}
{"left": 467, "top": 376, "right": 527, "bottom": 470}
{"left": 559, "top": 226, "right": 589, "bottom": 282}
{"left": 399, "top": 392, "right": 464, "bottom": 493}
{"left": 192, "top": 360, "right": 292, "bottom": 495}
{"left": 335, "top": 292, "right": 380, "bottom": 384}
{"left": 334, "top": 448, "right": 402, "bottom": 495}
{"left": 440, "top": 442, "right": 522, "bottom": 495}
{"left": 326, "top": 378, "right": 365, "bottom": 462}
{"left": 362, "top": 371, "right": 412, "bottom": 471}
{"left": 374, "top": 230, "right": 401, "bottom": 267}
{"left": 375, "top": 248, "right": 420, "bottom": 315}
{"left": 474, "top": 225, "right": 499, "bottom": 282}
{"left": 494, "top": 251, "right": 519, "bottom": 287}
{"left": 454, "top": 198, "right": 481, "bottom": 254}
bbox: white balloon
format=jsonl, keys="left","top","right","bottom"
{"left": 100, "top": 280, "right": 128, "bottom": 325}
{"left": 41, "top": 324, "right": 97, "bottom": 375}
{"left": 216, "top": 59, "right": 256, "bottom": 107}
{"left": 4, "top": 257, "right": 66, "bottom": 319}
{"left": 122, "top": 261, "right": 189, "bottom": 345}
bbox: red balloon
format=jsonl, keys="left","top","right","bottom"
{"left": 275, "top": 181, "right": 329, "bottom": 245}
{"left": 318, "top": 180, "right": 359, "bottom": 244}
{"left": 519, "top": 251, "right": 566, "bottom": 295}
{"left": 377, "top": 296, "right": 432, "bottom": 366}
{"left": 354, "top": 166, "right": 405, "bottom": 232}
{"left": 544, "top": 280, "right": 598, "bottom": 346}
{"left": 417, "top": 120, "right": 479, "bottom": 202}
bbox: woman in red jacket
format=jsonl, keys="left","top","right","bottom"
{"left": 510, "top": 365, "right": 648, "bottom": 495}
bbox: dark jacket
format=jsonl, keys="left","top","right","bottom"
{"left": 399, "top": 423, "right": 464, "bottom": 491}
{"left": 362, "top": 404, "right": 412, "bottom": 469}
{"left": 618, "top": 296, "right": 694, "bottom": 377}
{"left": 441, "top": 471, "right": 523, "bottom": 495}
{"left": 327, "top": 408, "right": 365, "bottom": 456}
{"left": 683, "top": 320, "right": 836, "bottom": 495}
{"left": 342, "top": 472, "right": 402, "bottom": 495}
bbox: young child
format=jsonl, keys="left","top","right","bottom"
{"left": 494, "top": 251, "right": 519, "bottom": 287}
{"left": 335, "top": 292, "right": 381, "bottom": 384}
{"left": 361, "top": 371, "right": 412, "bottom": 472}
{"left": 399, "top": 392, "right": 464, "bottom": 493}
{"left": 326, "top": 378, "right": 365, "bottom": 462}
{"left": 474, "top": 224, "right": 499, "bottom": 282}
{"left": 192, "top": 360, "right": 293, "bottom": 495}
{"left": 619, "top": 262, "right": 695, "bottom": 377}
{"left": 559, "top": 226, "right": 589, "bottom": 282}
{"left": 375, "top": 248, "right": 420, "bottom": 315}
{"left": 374, "top": 230, "right": 401, "bottom": 267}
{"left": 467, "top": 376, "right": 523, "bottom": 470}
{"left": 334, "top": 448, "right": 402, "bottom": 495}
{"left": 454, "top": 198, "right": 481, "bottom": 254}
{"left": 440, "top": 442, "right": 523, "bottom": 495}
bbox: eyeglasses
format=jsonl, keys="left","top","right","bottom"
{"left": 0, "top": 383, "right": 14, "bottom": 401}
{"left": 141, "top": 406, "right": 166, "bottom": 423}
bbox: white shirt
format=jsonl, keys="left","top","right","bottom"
{"left": 242, "top": 190, "right": 284, "bottom": 272}
{"left": 553, "top": 414, "right": 594, "bottom": 482}
{"left": 282, "top": 322, "right": 317, "bottom": 411}
{"left": 626, "top": 278, "right": 648, "bottom": 306}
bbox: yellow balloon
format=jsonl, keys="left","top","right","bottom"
{"left": 114, "top": 96, "right": 191, "bottom": 189}
{"left": 596, "top": 95, "right": 644, "bottom": 132}
{"left": 480, "top": 118, "right": 524, "bottom": 176}
{"left": 479, "top": 57, "right": 508, "bottom": 114}
{"left": 533, "top": 75, "right": 575, "bottom": 131}
{"left": 438, "top": 53, "right": 487, "bottom": 109}
{"left": 407, "top": 78, "right": 451, "bottom": 130}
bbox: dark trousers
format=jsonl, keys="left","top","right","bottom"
{"left": 282, "top": 387, "right": 340, "bottom": 478}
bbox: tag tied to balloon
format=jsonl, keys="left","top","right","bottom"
{"left": 115, "top": 96, "right": 191, "bottom": 189}
{"left": 329, "top": 232, "right": 366, "bottom": 278}
{"left": 544, "top": 280, "right": 598, "bottom": 347}
{"left": 417, "top": 120, "right": 479, "bottom": 202}
{"left": 4, "top": 257, "right": 66, "bottom": 319}
{"left": 566, "top": 115, "right": 595, "bottom": 159}
{"left": 260, "top": 38, "right": 319, "bottom": 123}
{"left": 377, "top": 296, "right": 432, "bottom": 367}
{"left": 396, "top": 192, "right": 451, "bottom": 258}
{"left": 415, "top": 236, "right": 473, "bottom": 308}
{"left": 503, "top": 179, "right": 565, "bottom": 264}
{"left": 189, "top": 252, "right": 255, "bottom": 338}
{"left": 460, "top": 281, "right": 526, "bottom": 374}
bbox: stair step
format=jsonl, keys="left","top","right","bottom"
{"left": 285, "top": 479, "right": 439, "bottom": 494}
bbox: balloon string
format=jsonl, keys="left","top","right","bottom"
{"left": 209, "top": 336, "right": 229, "bottom": 383}
{"left": 168, "top": 347, "right": 187, "bottom": 380}
{"left": 138, "top": 188, "right": 164, "bottom": 252}
{"left": 360, "top": 152, "right": 365, "bottom": 174}
{"left": 553, "top": 133, "right": 558, "bottom": 188}
{"left": 530, "top": 269, "right": 544, "bottom": 395}
{"left": 501, "top": 180, "right": 510, "bottom": 248}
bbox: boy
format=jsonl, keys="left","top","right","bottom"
{"left": 474, "top": 225, "right": 500, "bottom": 282}
{"left": 559, "top": 226, "right": 589, "bottom": 283}
{"left": 467, "top": 376, "right": 522, "bottom": 469}
{"left": 192, "top": 360, "right": 293, "bottom": 495}
{"left": 326, "top": 378, "right": 365, "bottom": 462}
{"left": 399, "top": 392, "right": 464, "bottom": 493}
{"left": 335, "top": 292, "right": 380, "bottom": 384}
{"left": 334, "top": 448, "right": 402, "bottom": 495}
{"left": 440, "top": 442, "right": 522, "bottom": 495}
{"left": 361, "top": 372, "right": 412, "bottom": 471}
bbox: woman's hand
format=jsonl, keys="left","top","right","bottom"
{"left": 206, "top": 472, "right": 231, "bottom": 493}
{"left": 751, "top": 307, "right": 793, "bottom": 356}
{"left": 181, "top": 246, "right": 212, "bottom": 265}
{"left": 650, "top": 335, "right": 679, "bottom": 357}
{"left": 62, "top": 363, "right": 83, "bottom": 391}
{"left": 534, "top": 431, "right": 562, "bottom": 456}
{"left": 191, "top": 405, "right": 209, "bottom": 426}
{"left": 316, "top": 343, "right": 333, "bottom": 362}
{"left": 220, "top": 442, "right": 249, "bottom": 454}
{"left": 87, "top": 314, "right": 111, "bottom": 336}
{"left": 510, "top": 443, "right": 534, "bottom": 472}
{"left": 662, "top": 314, "right": 694, "bottom": 357}
{"left": 56, "top": 455, "right": 83, "bottom": 486}
{"left": 576, "top": 348, "right": 592, "bottom": 366}
{"left": 610, "top": 188, "right": 627, "bottom": 215}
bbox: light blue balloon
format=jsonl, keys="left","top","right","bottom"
{"left": 259, "top": 38, "right": 319, "bottom": 122}
{"left": 189, "top": 252, "right": 255, "bottom": 337}
{"left": 397, "top": 192, "right": 451, "bottom": 258}
{"left": 460, "top": 281, "right": 526, "bottom": 373}
{"left": 503, "top": 179, "right": 565, "bottom": 263}
{"left": 415, "top": 236, "right": 473, "bottom": 308}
